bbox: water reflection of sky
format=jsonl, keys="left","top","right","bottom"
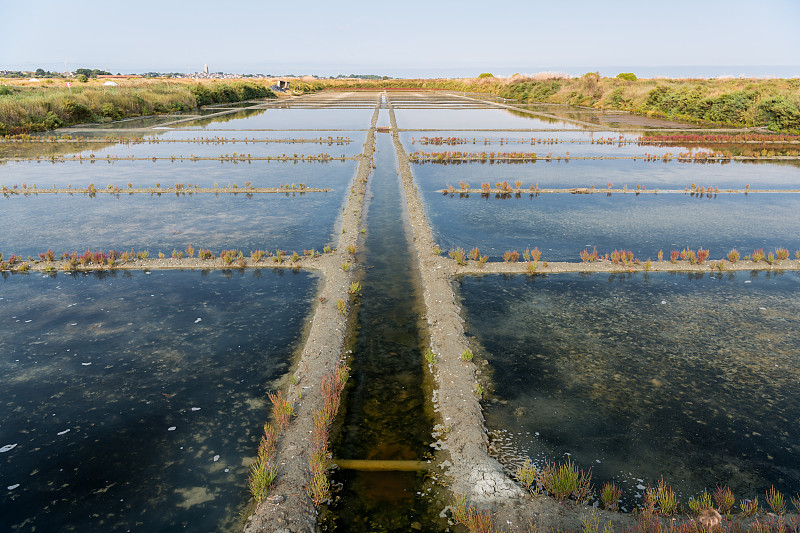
{"left": 421, "top": 191, "right": 800, "bottom": 262}
{"left": 0, "top": 269, "right": 316, "bottom": 531}
{"left": 0, "top": 159, "right": 357, "bottom": 188}
{"left": 0, "top": 192, "right": 347, "bottom": 258}
{"left": 410, "top": 157, "right": 800, "bottom": 191}
{"left": 394, "top": 108, "right": 583, "bottom": 130}
{"left": 177, "top": 108, "right": 375, "bottom": 130}
{"left": 458, "top": 271, "right": 800, "bottom": 508}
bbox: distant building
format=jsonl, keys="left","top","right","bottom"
{"left": 204, "top": 64, "right": 209, "bottom": 75}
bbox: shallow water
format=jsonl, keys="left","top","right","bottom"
{"left": 409, "top": 154, "right": 800, "bottom": 191}
{"left": 457, "top": 271, "right": 800, "bottom": 508}
{"left": 0, "top": 157, "right": 358, "bottom": 189}
{"left": 394, "top": 108, "right": 582, "bottom": 130}
{"left": 178, "top": 108, "right": 375, "bottom": 130}
{"left": 419, "top": 190, "right": 800, "bottom": 262}
{"left": 0, "top": 269, "right": 317, "bottom": 531}
{"left": 0, "top": 191, "right": 347, "bottom": 258}
{"left": 399, "top": 130, "right": 762, "bottom": 159}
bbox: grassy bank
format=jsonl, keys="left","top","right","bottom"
{"left": 498, "top": 75, "right": 800, "bottom": 133}
{"left": 322, "top": 76, "right": 800, "bottom": 133}
{"left": 0, "top": 79, "right": 276, "bottom": 135}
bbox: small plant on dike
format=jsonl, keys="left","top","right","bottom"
{"left": 323, "top": 245, "right": 332, "bottom": 254}
{"left": 474, "top": 384, "right": 483, "bottom": 397}
{"left": 539, "top": 457, "right": 593, "bottom": 503}
{"left": 526, "top": 260, "right": 538, "bottom": 275}
{"left": 449, "top": 247, "right": 466, "bottom": 266}
{"left": 516, "top": 458, "right": 538, "bottom": 492}
{"left": 198, "top": 249, "right": 214, "bottom": 260}
{"left": 291, "top": 251, "right": 300, "bottom": 263}
{"left": 248, "top": 456, "right": 278, "bottom": 505}
{"left": 752, "top": 248, "right": 765, "bottom": 262}
{"left": 503, "top": 250, "right": 520, "bottom": 263}
{"left": 727, "top": 248, "right": 740, "bottom": 263}
{"left": 250, "top": 250, "right": 265, "bottom": 262}
{"left": 791, "top": 493, "right": 800, "bottom": 513}
{"left": 345, "top": 244, "right": 357, "bottom": 255}
{"left": 740, "top": 496, "right": 760, "bottom": 517}
{"left": 433, "top": 244, "right": 441, "bottom": 256}
{"left": 658, "top": 249, "right": 663, "bottom": 262}
{"left": 336, "top": 298, "right": 347, "bottom": 316}
{"left": 713, "top": 484, "right": 735, "bottom": 515}
{"left": 697, "top": 247, "right": 709, "bottom": 263}
{"left": 645, "top": 258, "right": 652, "bottom": 270}
{"left": 349, "top": 281, "right": 361, "bottom": 295}
{"left": 688, "top": 489, "right": 714, "bottom": 514}
{"left": 766, "top": 486, "right": 786, "bottom": 514}
{"left": 477, "top": 255, "right": 489, "bottom": 268}
{"left": 450, "top": 495, "right": 495, "bottom": 533}
{"left": 654, "top": 477, "right": 678, "bottom": 515}
{"left": 158, "top": 252, "right": 165, "bottom": 259}
{"left": 340, "top": 262, "right": 350, "bottom": 272}
{"left": 600, "top": 481, "right": 622, "bottom": 511}
{"left": 775, "top": 247, "right": 789, "bottom": 261}
{"left": 767, "top": 251, "right": 775, "bottom": 265}
{"left": 461, "top": 349, "right": 473, "bottom": 362}
{"left": 424, "top": 348, "right": 436, "bottom": 365}
{"left": 185, "top": 245, "right": 195, "bottom": 258}
{"left": 670, "top": 250, "right": 680, "bottom": 263}
{"left": 468, "top": 247, "right": 481, "bottom": 261}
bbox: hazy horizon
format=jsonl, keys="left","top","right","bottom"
{"left": 2, "top": 0, "right": 798, "bottom": 78}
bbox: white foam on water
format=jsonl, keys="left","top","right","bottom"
{"left": 191, "top": 407, "right": 201, "bottom": 411}
{"left": 81, "top": 362, "right": 91, "bottom": 366}
{"left": 57, "top": 429, "right": 71, "bottom": 436}
{"left": 213, "top": 455, "right": 220, "bottom": 462}
{"left": 0, "top": 444, "right": 18, "bottom": 453}
{"left": 7, "top": 484, "right": 20, "bottom": 490}
{"left": 168, "top": 426, "right": 177, "bottom": 431}
{"left": 194, "top": 318, "right": 202, "bottom": 323}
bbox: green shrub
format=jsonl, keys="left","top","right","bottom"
{"left": 756, "top": 95, "right": 800, "bottom": 133}
{"left": 77, "top": 74, "right": 88, "bottom": 83}
{"left": 616, "top": 72, "right": 637, "bottom": 81}
{"left": 43, "top": 111, "right": 63, "bottom": 129}
{"left": 62, "top": 99, "right": 94, "bottom": 122}
{"left": 477, "top": 72, "right": 494, "bottom": 78}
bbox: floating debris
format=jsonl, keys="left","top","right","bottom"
{"left": 56, "top": 429, "right": 70, "bottom": 436}
{"left": 213, "top": 455, "right": 220, "bottom": 462}
{"left": 0, "top": 444, "right": 18, "bottom": 453}
{"left": 194, "top": 318, "right": 202, "bottom": 323}
{"left": 168, "top": 426, "right": 177, "bottom": 431}
{"left": 191, "top": 407, "right": 201, "bottom": 412}
{"left": 7, "top": 484, "right": 20, "bottom": 490}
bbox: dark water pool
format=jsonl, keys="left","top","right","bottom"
{"left": 0, "top": 269, "right": 317, "bottom": 531}
{"left": 457, "top": 271, "right": 800, "bottom": 509}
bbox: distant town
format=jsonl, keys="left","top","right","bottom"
{"left": 0, "top": 66, "right": 392, "bottom": 80}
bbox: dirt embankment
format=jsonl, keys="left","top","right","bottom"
{"left": 242, "top": 96, "right": 379, "bottom": 533}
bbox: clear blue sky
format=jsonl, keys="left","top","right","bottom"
{"left": 2, "top": 0, "right": 799, "bottom": 77}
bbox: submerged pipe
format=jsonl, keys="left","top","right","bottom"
{"left": 333, "top": 459, "right": 430, "bottom": 472}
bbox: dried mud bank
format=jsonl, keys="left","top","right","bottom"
{"left": 242, "top": 97, "right": 379, "bottom": 533}
{"left": 386, "top": 99, "right": 632, "bottom": 531}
